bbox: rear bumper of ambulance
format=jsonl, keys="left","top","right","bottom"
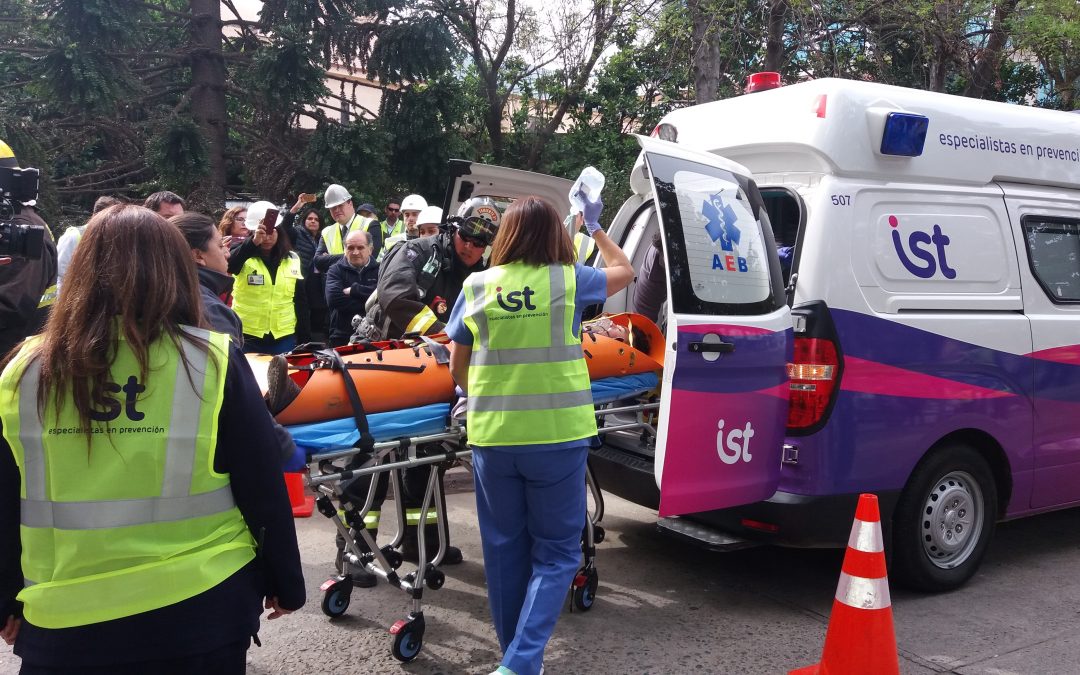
{"left": 588, "top": 442, "right": 900, "bottom": 549}
{"left": 683, "top": 489, "right": 901, "bottom": 548}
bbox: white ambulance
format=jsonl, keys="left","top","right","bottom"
{"left": 444, "top": 78, "right": 1080, "bottom": 591}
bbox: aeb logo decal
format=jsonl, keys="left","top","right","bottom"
{"left": 495, "top": 286, "right": 537, "bottom": 312}
{"left": 702, "top": 192, "right": 749, "bottom": 273}
{"left": 889, "top": 215, "right": 956, "bottom": 279}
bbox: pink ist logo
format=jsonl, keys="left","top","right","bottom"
{"left": 889, "top": 215, "right": 957, "bottom": 279}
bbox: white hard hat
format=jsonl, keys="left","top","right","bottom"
{"left": 324, "top": 183, "right": 352, "bottom": 208}
{"left": 417, "top": 205, "right": 443, "bottom": 226}
{"left": 400, "top": 194, "right": 427, "bottom": 212}
{"left": 244, "top": 201, "right": 282, "bottom": 231}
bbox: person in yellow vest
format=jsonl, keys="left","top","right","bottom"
{"left": 314, "top": 183, "right": 378, "bottom": 272}
{"left": 228, "top": 201, "right": 306, "bottom": 354}
{"left": 0, "top": 204, "right": 304, "bottom": 673}
{"left": 447, "top": 192, "right": 633, "bottom": 675}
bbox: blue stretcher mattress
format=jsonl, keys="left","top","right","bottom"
{"left": 285, "top": 372, "right": 658, "bottom": 466}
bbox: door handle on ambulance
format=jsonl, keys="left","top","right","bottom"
{"left": 688, "top": 340, "right": 735, "bottom": 354}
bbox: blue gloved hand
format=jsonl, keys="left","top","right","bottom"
{"left": 454, "top": 385, "right": 466, "bottom": 398}
{"left": 577, "top": 189, "right": 603, "bottom": 234}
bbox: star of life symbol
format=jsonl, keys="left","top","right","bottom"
{"left": 702, "top": 192, "right": 740, "bottom": 252}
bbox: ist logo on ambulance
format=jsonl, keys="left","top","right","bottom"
{"left": 889, "top": 214, "right": 957, "bottom": 279}
{"left": 716, "top": 418, "right": 754, "bottom": 465}
{"left": 703, "top": 192, "right": 749, "bottom": 273}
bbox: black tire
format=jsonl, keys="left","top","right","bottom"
{"left": 424, "top": 567, "right": 445, "bottom": 591}
{"left": 572, "top": 569, "right": 598, "bottom": 611}
{"left": 391, "top": 622, "right": 424, "bottom": 662}
{"left": 891, "top": 445, "right": 997, "bottom": 592}
{"left": 320, "top": 582, "right": 352, "bottom": 618}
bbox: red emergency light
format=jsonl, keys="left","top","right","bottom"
{"left": 746, "top": 72, "right": 782, "bottom": 93}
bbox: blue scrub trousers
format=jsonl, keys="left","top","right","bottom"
{"left": 472, "top": 445, "right": 587, "bottom": 675}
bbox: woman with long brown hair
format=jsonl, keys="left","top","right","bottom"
{"left": 0, "top": 205, "right": 304, "bottom": 673}
{"left": 447, "top": 193, "right": 633, "bottom": 675}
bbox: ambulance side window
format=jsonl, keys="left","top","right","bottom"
{"left": 1023, "top": 216, "right": 1080, "bottom": 302}
{"left": 760, "top": 188, "right": 803, "bottom": 286}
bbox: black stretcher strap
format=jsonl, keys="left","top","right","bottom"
{"left": 341, "top": 362, "right": 427, "bottom": 374}
{"left": 315, "top": 348, "right": 376, "bottom": 453}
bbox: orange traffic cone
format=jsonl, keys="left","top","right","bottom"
{"left": 284, "top": 471, "right": 314, "bottom": 518}
{"left": 790, "top": 493, "right": 899, "bottom": 675}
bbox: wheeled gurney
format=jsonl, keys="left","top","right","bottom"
{"left": 286, "top": 372, "right": 661, "bottom": 662}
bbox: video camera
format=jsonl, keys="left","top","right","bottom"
{"left": 0, "top": 165, "right": 45, "bottom": 259}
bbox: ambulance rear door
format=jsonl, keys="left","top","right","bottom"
{"left": 442, "top": 159, "right": 573, "bottom": 222}
{"left": 636, "top": 136, "right": 793, "bottom": 518}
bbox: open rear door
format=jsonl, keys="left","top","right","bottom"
{"left": 636, "top": 136, "right": 793, "bottom": 518}
{"left": 442, "top": 159, "right": 573, "bottom": 222}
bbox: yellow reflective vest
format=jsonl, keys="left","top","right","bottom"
{"left": 232, "top": 252, "right": 303, "bottom": 339}
{"left": 572, "top": 232, "right": 597, "bottom": 265}
{"left": 321, "top": 214, "right": 375, "bottom": 255}
{"left": 0, "top": 327, "right": 256, "bottom": 628}
{"left": 462, "top": 262, "right": 596, "bottom": 446}
{"left": 37, "top": 225, "right": 57, "bottom": 309}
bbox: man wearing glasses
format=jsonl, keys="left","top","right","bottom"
{"left": 380, "top": 199, "right": 403, "bottom": 243}
{"left": 325, "top": 229, "right": 379, "bottom": 347}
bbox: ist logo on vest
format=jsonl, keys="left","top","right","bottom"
{"left": 889, "top": 215, "right": 957, "bottom": 279}
{"left": 495, "top": 286, "right": 537, "bottom": 312}
{"left": 90, "top": 376, "right": 146, "bottom": 422}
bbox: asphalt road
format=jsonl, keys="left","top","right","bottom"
{"left": 4, "top": 468, "right": 1080, "bottom": 674}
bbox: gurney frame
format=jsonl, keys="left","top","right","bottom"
{"left": 301, "top": 399, "right": 659, "bottom": 662}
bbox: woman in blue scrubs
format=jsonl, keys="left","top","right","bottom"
{"left": 447, "top": 194, "right": 633, "bottom": 675}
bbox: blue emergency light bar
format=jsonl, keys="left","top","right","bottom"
{"left": 880, "top": 112, "right": 929, "bottom": 157}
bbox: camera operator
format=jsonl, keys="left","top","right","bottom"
{"left": 0, "top": 140, "right": 57, "bottom": 357}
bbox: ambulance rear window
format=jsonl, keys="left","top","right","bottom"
{"left": 1023, "top": 216, "right": 1080, "bottom": 303}
{"left": 648, "top": 153, "right": 784, "bottom": 316}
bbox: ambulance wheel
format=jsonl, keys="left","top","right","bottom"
{"left": 572, "top": 568, "right": 598, "bottom": 611}
{"left": 390, "top": 620, "right": 424, "bottom": 662}
{"left": 321, "top": 581, "right": 352, "bottom": 618}
{"left": 424, "top": 567, "right": 445, "bottom": 590}
{"left": 892, "top": 445, "right": 997, "bottom": 592}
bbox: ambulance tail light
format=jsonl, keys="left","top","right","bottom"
{"left": 787, "top": 337, "right": 840, "bottom": 430}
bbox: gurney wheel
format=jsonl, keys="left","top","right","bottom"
{"left": 593, "top": 525, "right": 606, "bottom": 544}
{"left": 381, "top": 546, "right": 404, "bottom": 570}
{"left": 390, "top": 618, "right": 424, "bottom": 662}
{"left": 320, "top": 580, "right": 352, "bottom": 618}
{"left": 424, "top": 567, "right": 445, "bottom": 590}
{"left": 572, "top": 567, "right": 598, "bottom": 612}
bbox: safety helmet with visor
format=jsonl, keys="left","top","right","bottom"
{"left": 453, "top": 196, "right": 501, "bottom": 248}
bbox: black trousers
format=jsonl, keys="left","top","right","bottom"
{"left": 341, "top": 447, "right": 450, "bottom": 543}
{"left": 20, "top": 638, "right": 249, "bottom": 675}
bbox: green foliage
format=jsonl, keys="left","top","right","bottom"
{"left": 146, "top": 116, "right": 207, "bottom": 190}
{"left": 6, "top": 0, "right": 1080, "bottom": 222}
